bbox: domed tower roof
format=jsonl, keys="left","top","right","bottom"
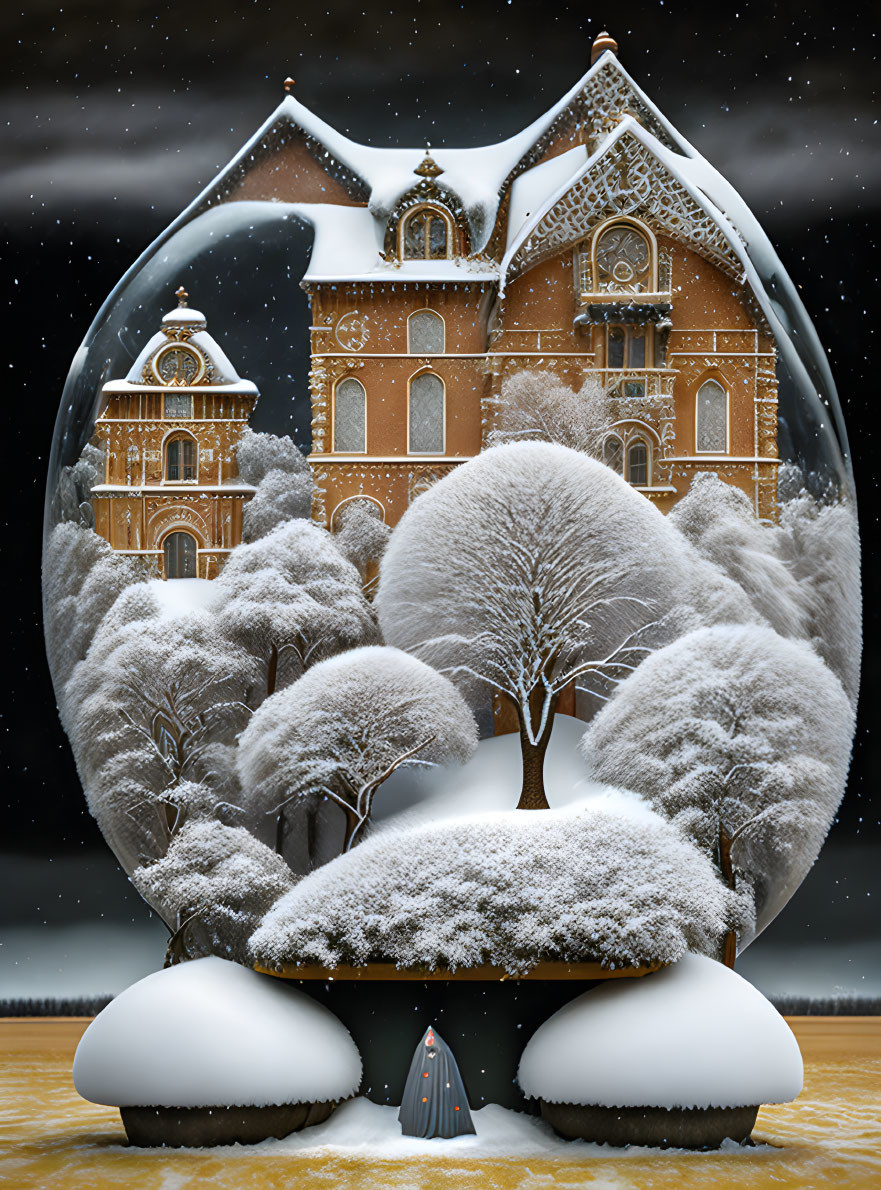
{"left": 103, "top": 287, "right": 259, "bottom": 396}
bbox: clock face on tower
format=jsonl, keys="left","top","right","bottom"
{"left": 151, "top": 343, "right": 206, "bottom": 386}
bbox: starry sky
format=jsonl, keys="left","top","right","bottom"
{"left": 1, "top": 1, "right": 878, "bottom": 876}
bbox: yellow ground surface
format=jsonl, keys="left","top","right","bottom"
{"left": 1, "top": 1017, "right": 879, "bottom": 1189}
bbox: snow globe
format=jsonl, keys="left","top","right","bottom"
{"left": 47, "top": 33, "right": 858, "bottom": 1147}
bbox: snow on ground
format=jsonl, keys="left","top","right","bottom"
{"left": 372, "top": 713, "right": 653, "bottom": 829}
{"left": 73, "top": 957, "right": 361, "bottom": 1108}
{"left": 147, "top": 577, "right": 223, "bottom": 619}
{"left": 518, "top": 953, "right": 803, "bottom": 1109}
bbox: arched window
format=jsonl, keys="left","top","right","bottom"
{"left": 333, "top": 378, "right": 367, "bottom": 453}
{"left": 165, "top": 434, "right": 197, "bottom": 481}
{"left": 594, "top": 222, "right": 653, "bottom": 293}
{"left": 407, "top": 309, "right": 445, "bottom": 354}
{"left": 408, "top": 373, "right": 445, "bottom": 453}
{"left": 164, "top": 531, "right": 198, "bottom": 579}
{"left": 606, "top": 325, "right": 649, "bottom": 369}
{"left": 626, "top": 439, "right": 649, "bottom": 486}
{"left": 696, "top": 380, "right": 728, "bottom": 453}
{"left": 603, "top": 435, "right": 624, "bottom": 474}
{"left": 401, "top": 206, "right": 452, "bottom": 260}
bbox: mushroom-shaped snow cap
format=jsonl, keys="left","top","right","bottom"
{"left": 518, "top": 952, "right": 803, "bottom": 1110}
{"left": 73, "top": 957, "right": 362, "bottom": 1108}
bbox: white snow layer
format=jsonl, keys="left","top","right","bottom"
{"left": 122, "top": 322, "right": 256, "bottom": 390}
{"left": 518, "top": 952, "right": 803, "bottom": 1110}
{"left": 372, "top": 714, "right": 654, "bottom": 828}
{"left": 73, "top": 956, "right": 361, "bottom": 1108}
{"left": 146, "top": 577, "right": 223, "bottom": 619}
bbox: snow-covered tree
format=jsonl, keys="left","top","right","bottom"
{"left": 234, "top": 428, "right": 313, "bottom": 541}
{"left": 668, "top": 473, "right": 812, "bottom": 641}
{"left": 49, "top": 441, "right": 106, "bottom": 527}
{"left": 333, "top": 499, "right": 391, "bottom": 595}
{"left": 376, "top": 442, "right": 691, "bottom": 810}
{"left": 42, "top": 522, "right": 141, "bottom": 707}
{"left": 65, "top": 609, "right": 261, "bottom": 874}
{"left": 486, "top": 370, "right": 614, "bottom": 457}
{"left": 777, "top": 467, "right": 862, "bottom": 704}
{"left": 237, "top": 646, "right": 478, "bottom": 861}
{"left": 216, "top": 519, "right": 378, "bottom": 700}
{"left": 132, "top": 820, "right": 296, "bottom": 966}
{"left": 581, "top": 624, "right": 855, "bottom": 941}
{"left": 251, "top": 801, "right": 748, "bottom": 975}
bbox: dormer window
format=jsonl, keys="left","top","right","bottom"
{"left": 400, "top": 205, "right": 453, "bottom": 260}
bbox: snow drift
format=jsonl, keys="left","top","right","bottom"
{"left": 518, "top": 952, "right": 803, "bottom": 1110}
{"left": 73, "top": 956, "right": 361, "bottom": 1108}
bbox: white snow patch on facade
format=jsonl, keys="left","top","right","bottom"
{"left": 73, "top": 956, "right": 361, "bottom": 1108}
{"left": 518, "top": 952, "right": 803, "bottom": 1109}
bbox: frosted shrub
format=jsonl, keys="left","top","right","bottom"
{"left": 251, "top": 802, "right": 747, "bottom": 974}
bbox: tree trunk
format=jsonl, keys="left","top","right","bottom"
{"left": 718, "top": 822, "right": 737, "bottom": 969}
{"left": 274, "top": 807, "right": 285, "bottom": 856}
{"left": 515, "top": 689, "right": 557, "bottom": 810}
{"left": 266, "top": 643, "right": 279, "bottom": 699}
{"left": 341, "top": 804, "right": 363, "bottom": 852}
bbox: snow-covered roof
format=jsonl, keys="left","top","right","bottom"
{"left": 505, "top": 145, "right": 589, "bottom": 254}
{"left": 110, "top": 302, "right": 259, "bottom": 394}
{"left": 290, "top": 203, "right": 498, "bottom": 284}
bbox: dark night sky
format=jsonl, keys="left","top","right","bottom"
{"left": 1, "top": 0, "right": 879, "bottom": 864}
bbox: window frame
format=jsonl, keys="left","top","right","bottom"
{"left": 407, "top": 308, "right": 446, "bottom": 355}
{"left": 332, "top": 376, "right": 368, "bottom": 454}
{"left": 694, "top": 378, "right": 730, "bottom": 454}
{"left": 162, "top": 530, "right": 199, "bottom": 580}
{"left": 625, "top": 437, "right": 651, "bottom": 487}
{"left": 587, "top": 218, "right": 658, "bottom": 295}
{"left": 164, "top": 432, "right": 198, "bottom": 482}
{"left": 398, "top": 204, "right": 455, "bottom": 261}
{"left": 407, "top": 370, "right": 446, "bottom": 455}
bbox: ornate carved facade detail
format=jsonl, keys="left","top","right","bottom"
{"left": 509, "top": 131, "right": 742, "bottom": 282}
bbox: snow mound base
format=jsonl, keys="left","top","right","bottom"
{"left": 251, "top": 804, "right": 747, "bottom": 974}
{"left": 73, "top": 957, "right": 361, "bottom": 1108}
{"left": 518, "top": 952, "right": 803, "bottom": 1110}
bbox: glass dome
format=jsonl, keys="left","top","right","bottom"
{"left": 42, "top": 54, "right": 861, "bottom": 967}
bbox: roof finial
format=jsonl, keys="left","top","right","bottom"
{"left": 283, "top": 76, "right": 295, "bottom": 93}
{"left": 591, "top": 31, "right": 618, "bottom": 64}
{"left": 175, "top": 286, "right": 189, "bottom": 307}
{"left": 415, "top": 146, "right": 444, "bottom": 179}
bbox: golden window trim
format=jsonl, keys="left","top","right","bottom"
{"left": 149, "top": 342, "right": 207, "bottom": 387}
{"left": 398, "top": 203, "right": 456, "bottom": 261}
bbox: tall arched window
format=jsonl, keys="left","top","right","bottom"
{"left": 401, "top": 206, "right": 452, "bottom": 260}
{"left": 594, "top": 222, "right": 653, "bottom": 293}
{"left": 165, "top": 434, "right": 197, "bottom": 481}
{"left": 626, "top": 439, "right": 649, "bottom": 486}
{"left": 695, "top": 380, "right": 728, "bottom": 452}
{"left": 408, "top": 373, "right": 445, "bottom": 453}
{"left": 333, "top": 378, "right": 367, "bottom": 453}
{"left": 164, "top": 531, "right": 198, "bottom": 579}
{"left": 407, "top": 309, "right": 445, "bottom": 354}
{"left": 603, "top": 435, "right": 624, "bottom": 474}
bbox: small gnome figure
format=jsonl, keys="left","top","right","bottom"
{"left": 398, "top": 1025, "right": 476, "bottom": 1138}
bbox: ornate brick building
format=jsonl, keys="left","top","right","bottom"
{"left": 90, "top": 290, "right": 258, "bottom": 579}
{"left": 214, "top": 31, "right": 781, "bottom": 529}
